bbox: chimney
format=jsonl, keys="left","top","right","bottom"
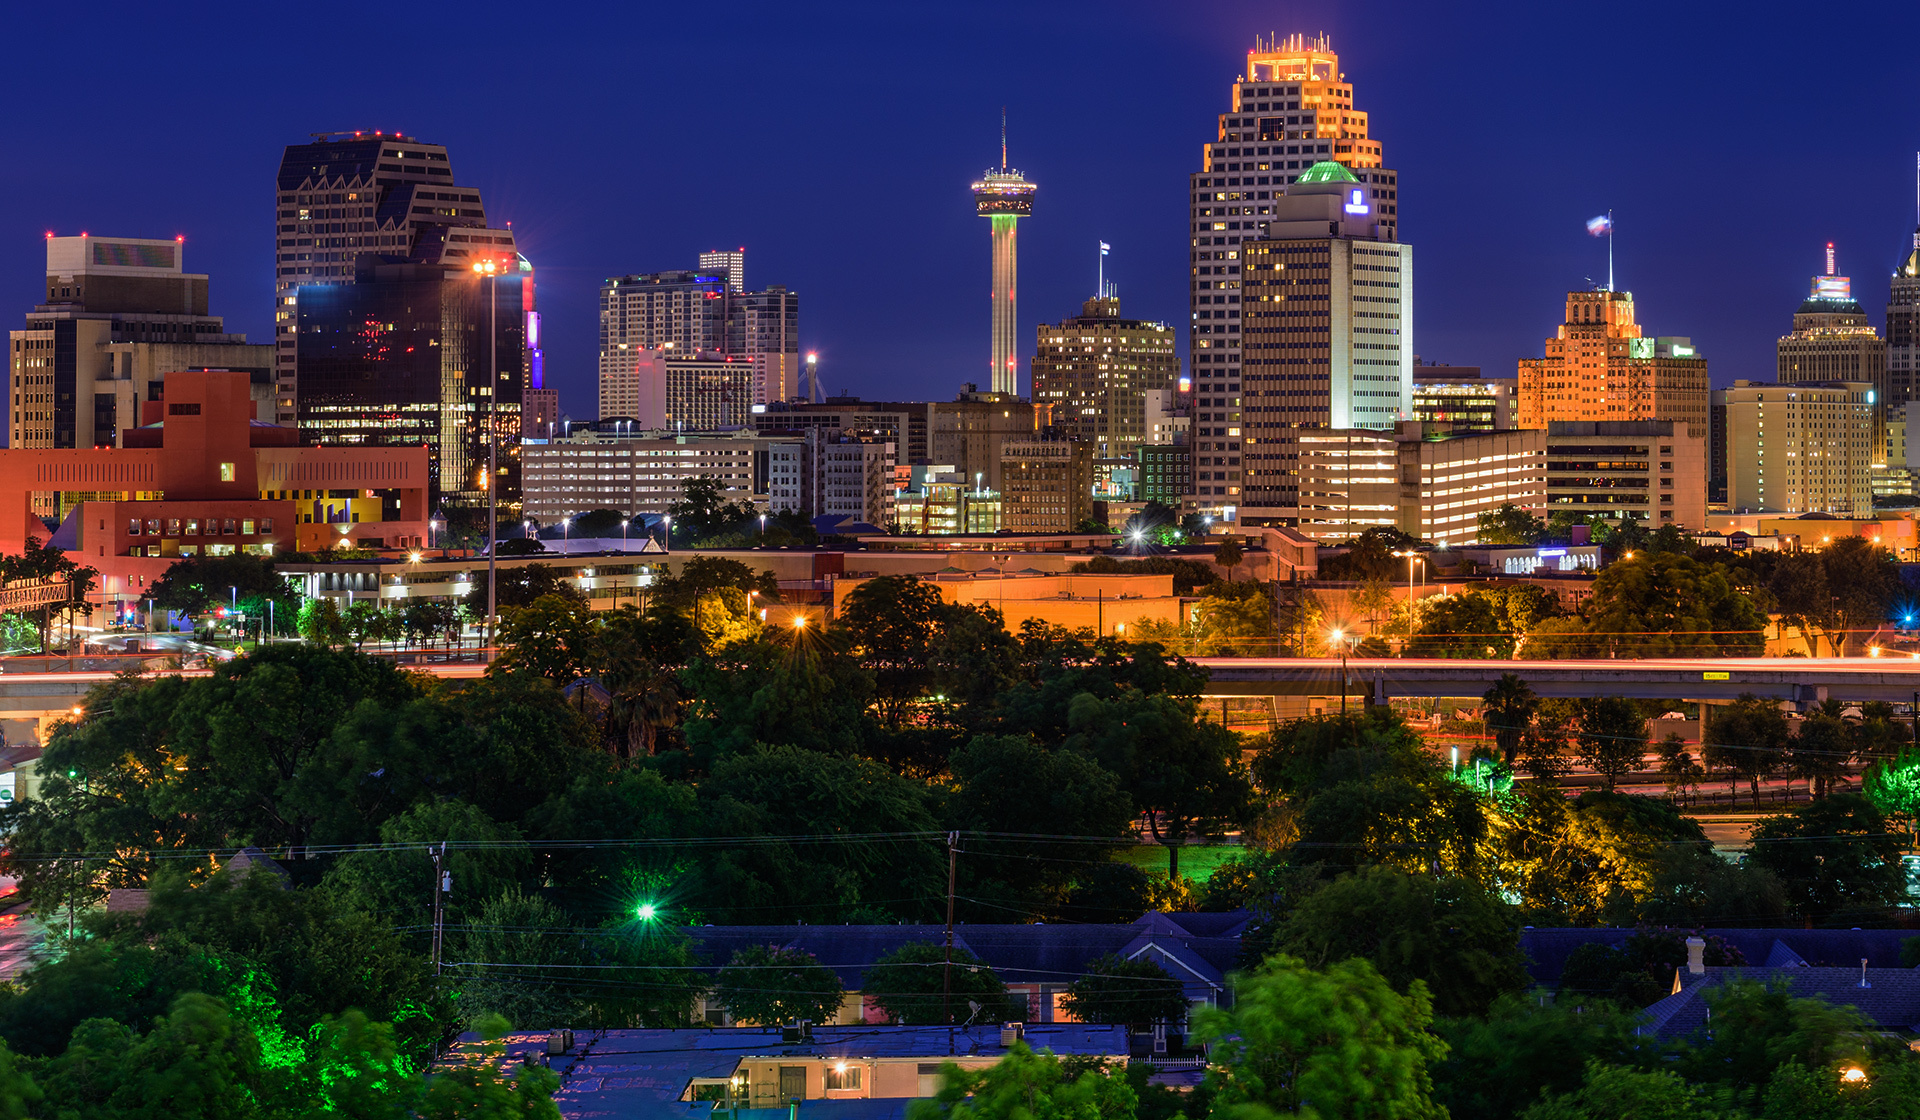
{"left": 1686, "top": 937, "right": 1706, "bottom": 974}
{"left": 1861, "top": 959, "right": 1872, "bottom": 989}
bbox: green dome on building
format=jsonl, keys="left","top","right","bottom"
{"left": 1294, "top": 160, "right": 1358, "bottom": 184}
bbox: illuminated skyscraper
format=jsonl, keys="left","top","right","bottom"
{"left": 1031, "top": 296, "right": 1180, "bottom": 458}
{"left": 273, "top": 133, "right": 520, "bottom": 426}
{"left": 1516, "top": 290, "right": 1709, "bottom": 440}
{"left": 1890, "top": 156, "right": 1920, "bottom": 410}
{"left": 1778, "top": 244, "right": 1887, "bottom": 461}
{"left": 1187, "top": 33, "right": 1399, "bottom": 514}
{"left": 973, "top": 123, "right": 1035, "bottom": 396}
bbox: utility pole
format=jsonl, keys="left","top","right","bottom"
{"left": 944, "top": 830, "right": 958, "bottom": 1053}
{"left": 430, "top": 842, "right": 449, "bottom": 975}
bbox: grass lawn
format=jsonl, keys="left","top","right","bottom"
{"left": 1114, "top": 844, "right": 1243, "bottom": 883}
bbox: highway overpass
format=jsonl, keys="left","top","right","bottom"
{"left": 1192, "top": 657, "right": 1920, "bottom": 708}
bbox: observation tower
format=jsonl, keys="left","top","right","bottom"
{"left": 972, "top": 119, "right": 1035, "bottom": 396}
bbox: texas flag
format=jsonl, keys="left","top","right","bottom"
{"left": 1586, "top": 214, "right": 1613, "bottom": 236}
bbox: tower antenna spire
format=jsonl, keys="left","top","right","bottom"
{"left": 1000, "top": 107, "right": 1007, "bottom": 171}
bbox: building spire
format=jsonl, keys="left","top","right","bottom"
{"left": 1000, "top": 107, "right": 1007, "bottom": 171}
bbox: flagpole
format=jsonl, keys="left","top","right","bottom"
{"left": 1607, "top": 210, "right": 1614, "bottom": 292}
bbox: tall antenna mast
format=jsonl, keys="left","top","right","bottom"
{"left": 1000, "top": 107, "right": 1007, "bottom": 171}
{"left": 1913, "top": 152, "right": 1919, "bottom": 248}
{"left": 1607, "top": 210, "right": 1614, "bottom": 294}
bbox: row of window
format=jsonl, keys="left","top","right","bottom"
{"left": 131, "top": 517, "right": 273, "bottom": 537}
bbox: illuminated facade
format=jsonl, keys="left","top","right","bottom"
{"left": 0, "top": 369, "right": 429, "bottom": 624}
{"left": 973, "top": 131, "right": 1035, "bottom": 396}
{"left": 274, "top": 133, "right": 520, "bottom": 425}
{"left": 1725, "top": 380, "right": 1874, "bottom": 516}
{"left": 1292, "top": 424, "right": 1544, "bottom": 544}
{"left": 1030, "top": 297, "right": 1180, "bottom": 458}
{"left": 10, "top": 235, "right": 271, "bottom": 452}
{"left": 893, "top": 466, "right": 1003, "bottom": 535}
{"left": 1411, "top": 365, "right": 1516, "bottom": 431}
{"left": 1188, "top": 34, "right": 1400, "bottom": 515}
{"left": 1545, "top": 420, "right": 1705, "bottom": 530}
{"left": 603, "top": 349, "right": 756, "bottom": 432}
{"left": 1235, "top": 163, "right": 1412, "bottom": 512}
{"left": 1000, "top": 438, "right": 1095, "bottom": 533}
{"left": 1778, "top": 245, "right": 1887, "bottom": 462}
{"left": 1516, "top": 290, "right": 1709, "bottom": 440}
{"left": 294, "top": 261, "right": 527, "bottom": 512}
{"left": 1888, "top": 232, "right": 1920, "bottom": 409}
{"left": 598, "top": 257, "right": 799, "bottom": 407}
{"left": 522, "top": 427, "right": 759, "bottom": 522}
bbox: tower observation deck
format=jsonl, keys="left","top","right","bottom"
{"left": 973, "top": 136, "right": 1034, "bottom": 397}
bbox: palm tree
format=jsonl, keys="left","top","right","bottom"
{"left": 1214, "top": 538, "right": 1245, "bottom": 583}
{"left": 1482, "top": 673, "right": 1538, "bottom": 768}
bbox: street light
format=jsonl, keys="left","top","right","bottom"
{"left": 660, "top": 514, "right": 672, "bottom": 550}
{"left": 1328, "top": 628, "right": 1355, "bottom": 715}
{"left": 473, "top": 258, "right": 501, "bottom": 652}
{"left": 759, "top": 513, "right": 767, "bottom": 545}
{"left": 1391, "top": 550, "right": 1423, "bottom": 656}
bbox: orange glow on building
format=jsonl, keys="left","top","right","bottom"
{"left": 1517, "top": 290, "right": 1710, "bottom": 439}
{"left": 0, "top": 368, "right": 429, "bottom": 623}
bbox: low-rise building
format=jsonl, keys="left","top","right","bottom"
{"left": 892, "top": 466, "right": 1001, "bottom": 535}
{"left": 0, "top": 368, "right": 428, "bottom": 627}
{"left": 521, "top": 427, "right": 761, "bottom": 522}
{"left": 834, "top": 569, "right": 1182, "bottom": 638}
{"left": 1273, "top": 423, "right": 1546, "bottom": 545}
{"left": 1545, "top": 420, "right": 1706, "bottom": 529}
{"left": 812, "top": 432, "right": 896, "bottom": 528}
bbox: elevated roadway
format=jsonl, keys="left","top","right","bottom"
{"left": 1191, "top": 657, "right": 1920, "bottom": 707}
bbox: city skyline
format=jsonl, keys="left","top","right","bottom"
{"left": 3, "top": 2, "right": 1920, "bottom": 428}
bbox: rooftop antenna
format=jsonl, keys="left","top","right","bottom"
{"left": 1098, "top": 241, "right": 1111, "bottom": 298}
{"left": 1000, "top": 107, "right": 1008, "bottom": 172}
{"left": 1826, "top": 241, "right": 1836, "bottom": 276}
{"left": 1912, "top": 151, "right": 1918, "bottom": 248}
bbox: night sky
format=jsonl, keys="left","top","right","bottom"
{"left": 5, "top": 1, "right": 1920, "bottom": 422}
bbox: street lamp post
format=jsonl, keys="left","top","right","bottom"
{"left": 660, "top": 514, "right": 671, "bottom": 551}
{"left": 473, "top": 258, "right": 500, "bottom": 654}
{"left": 759, "top": 513, "right": 767, "bottom": 545}
{"left": 1328, "top": 628, "right": 1353, "bottom": 715}
{"left": 1391, "top": 550, "right": 1422, "bottom": 657}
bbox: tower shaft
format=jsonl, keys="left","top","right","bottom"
{"left": 990, "top": 214, "right": 1019, "bottom": 394}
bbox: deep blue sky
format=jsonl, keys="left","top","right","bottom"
{"left": 6, "top": 1, "right": 1920, "bottom": 420}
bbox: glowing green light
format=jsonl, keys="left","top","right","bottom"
{"left": 636, "top": 903, "right": 657, "bottom": 920}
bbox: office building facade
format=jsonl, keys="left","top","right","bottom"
{"left": 1516, "top": 289, "right": 1710, "bottom": 439}
{"left": 599, "top": 254, "right": 799, "bottom": 409}
{"left": 1188, "top": 34, "right": 1401, "bottom": 514}
{"left": 1292, "top": 423, "right": 1544, "bottom": 544}
{"left": 1725, "top": 380, "right": 1875, "bottom": 516}
{"left": 1545, "top": 420, "right": 1706, "bottom": 530}
{"left": 294, "top": 262, "right": 526, "bottom": 511}
{"left": 812, "top": 432, "right": 897, "bottom": 528}
{"left": 1778, "top": 246, "right": 1887, "bottom": 461}
{"left": 1137, "top": 442, "right": 1192, "bottom": 506}
{"left": 521, "top": 428, "right": 760, "bottom": 523}
{"left": 274, "top": 133, "right": 520, "bottom": 425}
{"left": 894, "top": 467, "right": 1002, "bottom": 535}
{"left": 1888, "top": 234, "right": 1920, "bottom": 410}
{"left": 1411, "top": 364, "right": 1515, "bottom": 431}
{"left": 1236, "top": 161, "right": 1412, "bottom": 512}
{"left": 1030, "top": 296, "right": 1180, "bottom": 459}
{"left": 1000, "top": 438, "right": 1094, "bottom": 533}
{"left": 599, "top": 349, "right": 756, "bottom": 432}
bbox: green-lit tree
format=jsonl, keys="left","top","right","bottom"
{"left": 1195, "top": 954, "right": 1447, "bottom": 1120}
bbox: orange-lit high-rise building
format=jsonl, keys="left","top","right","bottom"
{"left": 1517, "top": 290, "right": 1709, "bottom": 440}
{"left": 1187, "top": 33, "right": 1399, "bottom": 515}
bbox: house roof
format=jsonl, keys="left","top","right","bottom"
{"left": 1519, "top": 928, "right": 1920, "bottom": 984}
{"left": 463, "top": 1024, "right": 1130, "bottom": 1120}
{"left": 687, "top": 913, "right": 1249, "bottom": 998}
{"left": 1639, "top": 966, "right": 1920, "bottom": 1038}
